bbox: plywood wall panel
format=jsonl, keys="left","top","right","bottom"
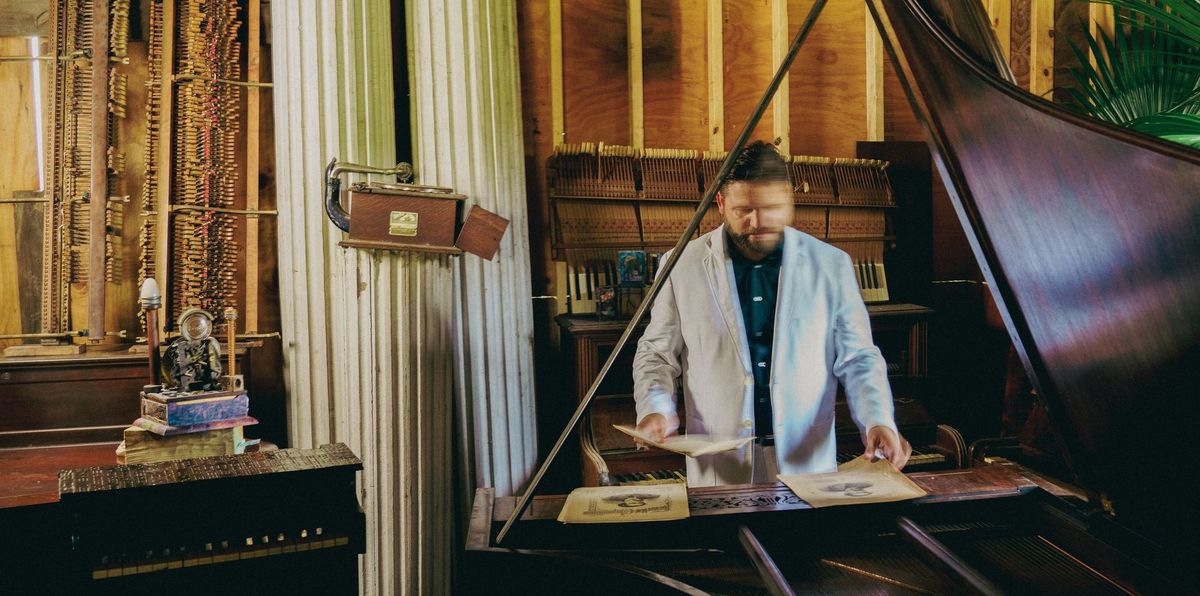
{"left": 787, "top": 0, "right": 867, "bottom": 157}
{"left": 0, "top": 38, "right": 42, "bottom": 348}
{"left": 562, "top": 1, "right": 630, "bottom": 145}
{"left": 723, "top": 0, "right": 775, "bottom": 148}
{"left": 642, "top": 0, "right": 710, "bottom": 150}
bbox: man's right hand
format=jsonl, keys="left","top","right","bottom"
{"left": 634, "top": 412, "right": 680, "bottom": 450}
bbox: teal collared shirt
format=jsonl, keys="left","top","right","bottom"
{"left": 727, "top": 234, "right": 784, "bottom": 439}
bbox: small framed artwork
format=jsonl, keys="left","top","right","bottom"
{"left": 618, "top": 250, "right": 646, "bottom": 287}
{"left": 596, "top": 286, "right": 617, "bottom": 319}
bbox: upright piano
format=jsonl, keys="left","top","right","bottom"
{"left": 465, "top": 0, "right": 1200, "bottom": 593}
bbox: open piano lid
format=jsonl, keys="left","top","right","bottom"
{"left": 869, "top": 0, "right": 1200, "bottom": 542}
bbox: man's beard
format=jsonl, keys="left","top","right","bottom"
{"left": 729, "top": 228, "right": 783, "bottom": 257}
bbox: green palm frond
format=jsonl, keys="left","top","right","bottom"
{"left": 1088, "top": 0, "right": 1200, "bottom": 49}
{"left": 1068, "top": 1, "right": 1200, "bottom": 147}
{"left": 1127, "top": 112, "right": 1200, "bottom": 147}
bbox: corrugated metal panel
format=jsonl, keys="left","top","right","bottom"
{"left": 273, "top": 1, "right": 534, "bottom": 593}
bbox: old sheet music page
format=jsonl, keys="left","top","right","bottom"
{"left": 557, "top": 483, "right": 690, "bottom": 523}
{"left": 611, "top": 424, "right": 753, "bottom": 457}
{"left": 778, "top": 456, "right": 927, "bottom": 508}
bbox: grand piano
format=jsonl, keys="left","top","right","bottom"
{"left": 465, "top": 0, "right": 1200, "bottom": 593}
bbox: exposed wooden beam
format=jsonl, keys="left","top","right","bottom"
{"left": 88, "top": 0, "right": 110, "bottom": 342}
{"left": 245, "top": 0, "right": 261, "bottom": 334}
{"left": 865, "top": 9, "right": 884, "bottom": 142}
{"left": 771, "top": 0, "right": 789, "bottom": 154}
{"left": 155, "top": 0, "right": 174, "bottom": 338}
{"left": 549, "top": 0, "right": 564, "bottom": 145}
{"left": 628, "top": 0, "right": 643, "bottom": 149}
{"left": 706, "top": 0, "right": 723, "bottom": 152}
{"left": 986, "top": 0, "right": 1011, "bottom": 63}
{"left": 1030, "top": 0, "right": 1054, "bottom": 98}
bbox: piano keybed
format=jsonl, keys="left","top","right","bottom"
{"left": 611, "top": 445, "right": 949, "bottom": 488}
{"left": 88, "top": 527, "right": 352, "bottom": 580}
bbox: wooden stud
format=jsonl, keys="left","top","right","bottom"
{"left": 245, "top": 0, "right": 261, "bottom": 334}
{"left": 628, "top": 0, "right": 643, "bottom": 149}
{"left": 88, "top": 0, "right": 110, "bottom": 342}
{"left": 771, "top": 0, "right": 789, "bottom": 154}
{"left": 1030, "top": 0, "right": 1054, "bottom": 98}
{"left": 1089, "top": 3, "right": 1114, "bottom": 71}
{"left": 154, "top": 0, "right": 174, "bottom": 339}
{"left": 987, "top": 0, "right": 1012, "bottom": 63}
{"left": 706, "top": 0, "right": 723, "bottom": 152}
{"left": 865, "top": 9, "right": 885, "bottom": 142}
{"left": 549, "top": 0, "right": 564, "bottom": 146}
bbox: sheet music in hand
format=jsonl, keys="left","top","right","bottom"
{"left": 612, "top": 424, "right": 753, "bottom": 457}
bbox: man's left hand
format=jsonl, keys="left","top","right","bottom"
{"left": 864, "top": 426, "right": 911, "bottom": 471}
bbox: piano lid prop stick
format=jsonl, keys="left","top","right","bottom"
{"left": 496, "top": 0, "right": 832, "bottom": 545}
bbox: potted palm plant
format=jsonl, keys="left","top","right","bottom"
{"left": 1068, "top": 0, "right": 1200, "bottom": 148}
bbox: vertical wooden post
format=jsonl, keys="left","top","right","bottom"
{"left": 706, "top": 0, "right": 723, "bottom": 152}
{"left": 1089, "top": 4, "right": 1114, "bottom": 71}
{"left": 1030, "top": 0, "right": 1054, "bottom": 98}
{"left": 549, "top": 0, "right": 564, "bottom": 145}
{"left": 771, "top": 0, "right": 789, "bottom": 154}
{"left": 88, "top": 0, "right": 110, "bottom": 342}
{"left": 628, "top": 0, "right": 643, "bottom": 150}
{"left": 155, "top": 0, "right": 174, "bottom": 337}
{"left": 865, "top": 10, "right": 885, "bottom": 142}
{"left": 987, "top": 0, "right": 1012, "bottom": 63}
{"left": 245, "top": 0, "right": 261, "bottom": 334}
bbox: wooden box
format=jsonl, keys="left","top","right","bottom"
{"left": 339, "top": 184, "right": 509, "bottom": 259}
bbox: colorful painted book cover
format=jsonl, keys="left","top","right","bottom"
{"left": 141, "top": 393, "right": 249, "bottom": 426}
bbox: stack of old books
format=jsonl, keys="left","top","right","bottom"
{"left": 116, "top": 386, "right": 257, "bottom": 464}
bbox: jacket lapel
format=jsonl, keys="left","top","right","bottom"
{"left": 704, "top": 227, "right": 750, "bottom": 372}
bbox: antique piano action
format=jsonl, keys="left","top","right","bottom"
{"left": 465, "top": 0, "right": 1200, "bottom": 593}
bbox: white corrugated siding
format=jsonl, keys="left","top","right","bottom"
{"left": 272, "top": 1, "right": 535, "bottom": 594}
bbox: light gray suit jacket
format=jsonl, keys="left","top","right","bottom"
{"left": 633, "top": 225, "right": 897, "bottom": 486}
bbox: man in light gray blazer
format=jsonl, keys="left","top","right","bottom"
{"left": 633, "top": 141, "right": 910, "bottom": 487}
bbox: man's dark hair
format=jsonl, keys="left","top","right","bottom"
{"left": 722, "top": 141, "right": 790, "bottom": 188}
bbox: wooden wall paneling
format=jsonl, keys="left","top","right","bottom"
{"left": 882, "top": 53, "right": 923, "bottom": 142}
{"left": 986, "top": 0, "right": 1012, "bottom": 63}
{"left": 865, "top": 10, "right": 884, "bottom": 142}
{"left": 628, "top": 0, "right": 643, "bottom": 149}
{"left": 561, "top": 0, "right": 630, "bottom": 145}
{"left": 772, "top": 0, "right": 789, "bottom": 155}
{"left": 787, "top": 0, "right": 867, "bottom": 157}
{"left": 641, "top": 0, "right": 709, "bottom": 150}
{"left": 1030, "top": 0, "right": 1055, "bottom": 98}
{"left": 706, "top": 0, "right": 723, "bottom": 152}
{"left": 723, "top": 0, "right": 774, "bottom": 149}
{"left": 0, "top": 38, "right": 41, "bottom": 349}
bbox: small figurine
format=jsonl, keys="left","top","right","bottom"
{"left": 161, "top": 308, "right": 224, "bottom": 391}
